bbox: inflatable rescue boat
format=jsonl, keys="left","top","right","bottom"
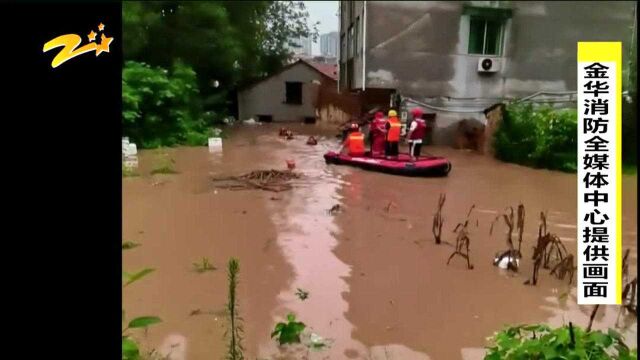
{"left": 324, "top": 151, "right": 451, "bottom": 177}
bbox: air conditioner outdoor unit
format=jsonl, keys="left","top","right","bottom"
{"left": 477, "top": 57, "right": 501, "bottom": 73}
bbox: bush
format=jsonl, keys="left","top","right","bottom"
{"left": 494, "top": 103, "right": 577, "bottom": 172}
{"left": 485, "top": 324, "right": 637, "bottom": 360}
{"left": 122, "top": 60, "right": 213, "bottom": 148}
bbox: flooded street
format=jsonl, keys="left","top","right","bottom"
{"left": 123, "top": 124, "right": 637, "bottom": 360}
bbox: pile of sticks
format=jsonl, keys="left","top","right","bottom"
{"left": 212, "top": 169, "right": 301, "bottom": 192}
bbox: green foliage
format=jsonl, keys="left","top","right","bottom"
{"left": 271, "top": 313, "right": 306, "bottom": 345}
{"left": 123, "top": 60, "right": 211, "bottom": 149}
{"left": 124, "top": 2, "right": 316, "bottom": 86}
{"left": 123, "top": 268, "right": 155, "bottom": 287}
{"left": 122, "top": 336, "right": 141, "bottom": 360}
{"left": 226, "top": 258, "right": 244, "bottom": 360}
{"left": 122, "top": 1, "right": 317, "bottom": 139}
{"left": 122, "top": 241, "right": 141, "bottom": 250}
{"left": 122, "top": 258, "right": 161, "bottom": 360}
{"left": 150, "top": 153, "right": 179, "bottom": 174}
{"left": 622, "top": 164, "right": 637, "bottom": 175}
{"left": 494, "top": 103, "right": 578, "bottom": 172}
{"left": 193, "top": 257, "right": 216, "bottom": 273}
{"left": 123, "top": 165, "right": 140, "bottom": 177}
{"left": 127, "top": 316, "right": 163, "bottom": 329}
{"left": 485, "top": 324, "right": 637, "bottom": 360}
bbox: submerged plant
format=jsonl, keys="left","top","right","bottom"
{"left": 122, "top": 241, "right": 141, "bottom": 250}
{"left": 447, "top": 205, "right": 476, "bottom": 270}
{"left": 432, "top": 193, "right": 446, "bottom": 244}
{"left": 193, "top": 257, "right": 216, "bottom": 273}
{"left": 225, "top": 258, "right": 244, "bottom": 360}
{"left": 122, "top": 264, "right": 161, "bottom": 360}
{"left": 271, "top": 313, "right": 306, "bottom": 345}
{"left": 485, "top": 323, "right": 637, "bottom": 360}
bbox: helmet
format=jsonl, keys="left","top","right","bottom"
{"left": 374, "top": 111, "right": 384, "bottom": 119}
{"left": 350, "top": 123, "right": 359, "bottom": 130}
{"left": 411, "top": 107, "right": 423, "bottom": 118}
{"left": 388, "top": 110, "right": 397, "bottom": 117}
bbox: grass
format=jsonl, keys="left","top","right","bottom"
{"left": 193, "top": 257, "right": 216, "bottom": 273}
{"left": 122, "top": 165, "right": 140, "bottom": 177}
{"left": 226, "top": 258, "right": 244, "bottom": 360}
{"left": 151, "top": 152, "right": 179, "bottom": 175}
{"left": 622, "top": 164, "right": 637, "bottom": 175}
{"left": 150, "top": 165, "right": 179, "bottom": 175}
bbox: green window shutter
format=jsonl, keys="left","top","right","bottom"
{"left": 468, "top": 17, "right": 485, "bottom": 54}
{"left": 463, "top": 5, "right": 513, "bottom": 21}
{"left": 484, "top": 20, "right": 503, "bottom": 55}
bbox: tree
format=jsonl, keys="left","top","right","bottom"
{"left": 122, "top": 1, "right": 317, "bottom": 114}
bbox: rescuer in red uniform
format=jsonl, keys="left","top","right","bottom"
{"left": 407, "top": 107, "right": 427, "bottom": 161}
{"left": 369, "top": 111, "right": 387, "bottom": 157}
{"left": 339, "top": 123, "right": 366, "bottom": 157}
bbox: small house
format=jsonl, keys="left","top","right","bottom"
{"left": 237, "top": 59, "right": 339, "bottom": 123}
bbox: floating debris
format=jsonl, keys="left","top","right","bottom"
{"left": 384, "top": 201, "right": 398, "bottom": 213}
{"left": 295, "top": 288, "right": 309, "bottom": 301}
{"left": 306, "top": 136, "right": 318, "bottom": 145}
{"left": 490, "top": 204, "right": 525, "bottom": 272}
{"left": 327, "top": 204, "right": 341, "bottom": 215}
{"left": 212, "top": 169, "right": 301, "bottom": 192}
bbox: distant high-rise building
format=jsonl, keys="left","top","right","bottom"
{"left": 320, "top": 31, "right": 339, "bottom": 58}
{"left": 288, "top": 36, "right": 312, "bottom": 56}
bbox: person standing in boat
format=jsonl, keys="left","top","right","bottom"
{"left": 407, "top": 107, "right": 427, "bottom": 162}
{"left": 384, "top": 109, "right": 401, "bottom": 159}
{"left": 338, "top": 123, "right": 366, "bottom": 157}
{"left": 369, "top": 111, "right": 387, "bottom": 157}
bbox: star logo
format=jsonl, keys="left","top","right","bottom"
{"left": 96, "top": 33, "right": 113, "bottom": 56}
{"left": 43, "top": 21, "right": 115, "bottom": 68}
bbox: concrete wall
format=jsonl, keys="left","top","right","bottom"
{"left": 339, "top": 1, "right": 366, "bottom": 89}
{"left": 343, "top": 0, "right": 636, "bottom": 144}
{"left": 238, "top": 63, "right": 325, "bottom": 122}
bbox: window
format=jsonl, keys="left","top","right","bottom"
{"left": 257, "top": 115, "right": 273, "bottom": 123}
{"left": 350, "top": 1, "right": 355, "bottom": 22}
{"left": 463, "top": 5, "right": 512, "bottom": 56}
{"left": 468, "top": 17, "right": 504, "bottom": 55}
{"left": 285, "top": 82, "right": 302, "bottom": 105}
{"left": 355, "top": 17, "right": 360, "bottom": 56}
{"left": 348, "top": 25, "right": 355, "bottom": 58}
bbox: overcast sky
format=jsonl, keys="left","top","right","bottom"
{"left": 303, "top": 1, "right": 338, "bottom": 55}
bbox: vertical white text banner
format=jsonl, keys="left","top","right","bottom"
{"left": 577, "top": 42, "right": 622, "bottom": 305}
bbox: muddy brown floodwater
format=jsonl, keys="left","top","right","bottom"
{"left": 123, "top": 123, "right": 637, "bottom": 360}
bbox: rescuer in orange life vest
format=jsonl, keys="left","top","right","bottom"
{"left": 407, "top": 107, "right": 427, "bottom": 161}
{"left": 384, "top": 109, "right": 402, "bottom": 159}
{"left": 369, "top": 111, "right": 387, "bottom": 157}
{"left": 338, "top": 123, "right": 366, "bottom": 157}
